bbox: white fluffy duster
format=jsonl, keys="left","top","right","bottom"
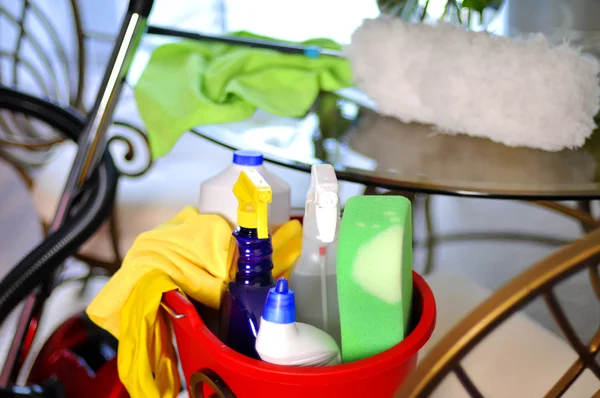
{"left": 345, "top": 16, "right": 600, "bottom": 151}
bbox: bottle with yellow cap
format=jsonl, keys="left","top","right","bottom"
{"left": 218, "top": 168, "right": 276, "bottom": 359}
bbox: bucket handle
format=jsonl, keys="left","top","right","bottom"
{"left": 160, "top": 293, "right": 236, "bottom": 398}
{"left": 190, "top": 369, "right": 236, "bottom": 398}
{"left": 160, "top": 301, "right": 185, "bottom": 319}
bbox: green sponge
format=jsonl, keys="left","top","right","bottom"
{"left": 336, "top": 195, "right": 413, "bottom": 363}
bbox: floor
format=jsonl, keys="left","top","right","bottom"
{"left": 0, "top": 160, "right": 43, "bottom": 279}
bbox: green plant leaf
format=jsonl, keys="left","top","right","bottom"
{"left": 400, "top": 0, "right": 420, "bottom": 20}
{"left": 461, "top": 0, "right": 494, "bottom": 13}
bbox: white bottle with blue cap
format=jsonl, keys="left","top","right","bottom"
{"left": 199, "top": 150, "right": 291, "bottom": 231}
{"left": 255, "top": 278, "right": 341, "bottom": 366}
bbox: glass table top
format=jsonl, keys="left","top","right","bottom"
{"left": 192, "top": 92, "right": 600, "bottom": 200}
{"left": 129, "top": 3, "right": 597, "bottom": 200}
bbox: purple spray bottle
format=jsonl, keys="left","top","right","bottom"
{"left": 219, "top": 168, "right": 275, "bottom": 359}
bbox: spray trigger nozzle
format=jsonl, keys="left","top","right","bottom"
{"left": 307, "top": 164, "right": 340, "bottom": 244}
{"left": 233, "top": 169, "right": 272, "bottom": 239}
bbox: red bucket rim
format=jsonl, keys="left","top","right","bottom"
{"left": 167, "top": 271, "right": 436, "bottom": 383}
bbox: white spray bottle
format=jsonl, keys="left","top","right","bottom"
{"left": 291, "top": 164, "right": 341, "bottom": 345}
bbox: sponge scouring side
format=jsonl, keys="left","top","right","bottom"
{"left": 337, "top": 195, "right": 413, "bottom": 363}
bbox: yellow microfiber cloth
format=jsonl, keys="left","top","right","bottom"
{"left": 86, "top": 206, "right": 302, "bottom": 398}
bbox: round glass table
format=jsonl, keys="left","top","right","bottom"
{"left": 191, "top": 93, "right": 600, "bottom": 201}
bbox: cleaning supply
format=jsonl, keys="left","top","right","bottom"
{"left": 138, "top": 19, "right": 600, "bottom": 158}
{"left": 219, "top": 169, "right": 277, "bottom": 359}
{"left": 255, "top": 278, "right": 341, "bottom": 366}
{"left": 347, "top": 16, "right": 600, "bottom": 151}
{"left": 86, "top": 206, "right": 302, "bottom": 397}
{"left": 336, "top": 195, "right": 413, "bottom": 363}
{"left": 134, "top": 32, "right": 352, "bottom": 158}
{"left": 291, "top": 164, "right": 341, "bottom": 344}
{"left": 199, "top": 150, "right": 291, "bottom": 232}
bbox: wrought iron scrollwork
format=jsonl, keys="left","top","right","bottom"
{"left": 0, "top": 1, "right": 84, "bottom": 105}
{"left": 107, "top": 121, "right": 153, "bottom": 178}
{"left": 0, "top": 0, "right": 86, "bottom": 171}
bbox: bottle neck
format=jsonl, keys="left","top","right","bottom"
{"left": 302, "top": 206, "right": 340, "bottom": 242}
{"left": 231, "top": 163, "right": 264, "bottom": 172}
{"left": 234, "top": 227, "right": 274, "bottom": 286}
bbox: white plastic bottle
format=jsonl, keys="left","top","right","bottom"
{"left": 291, "top": 164, "right": 341, "bottom": 346}
{"left": 199, "top": 150, "right": 291, "bottom": 231}
{"left": 255, "top": 278, "right": 341, "bottom": 366}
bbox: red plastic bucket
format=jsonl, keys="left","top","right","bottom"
{"left": 162, "top": 271, "right": 436, "bottom": 398}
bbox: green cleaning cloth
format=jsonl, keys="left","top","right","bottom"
{"left": 134, "top": 31, "right": 353, "bottom": 159}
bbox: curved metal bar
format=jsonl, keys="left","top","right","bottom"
{"left": 69, "top": 0, "right": 86, "bottom": 109}
{"left": 0, "top": 135, "right": 65, "bottom": 149}
{"left": 545, "top": 358, "right": 587, "bottom": 398}
{"left": 13, "top": 113, "right": 47, "bottom": 144}
{"left": 0, "top": 53, "right": 54, "bottom": 167}
{"left": 0, "top": 149, "right": 51, "bottom": 170}
{"left": 396, "top": 227, "right": 600, "bottom": 397}
{"left": 546, "top": 329, "right": 600, "bottom": 397}
{"left": 453, "top": 363, "right": 484, "bottom": 398}
{"left": 0, "top": 8, "right": 60, "bottom": 101}
{"left": 423, "top": 194, "right": 436, "bottom": 275}
{"left": 0, "top": 52, "right": 50, "bottom": 98}
{"left": 532, "top": 201, "right": 600, "bottom": 231}
{"left": 11, "top": 0, "right": 29, "bottom": 89}
{"left": 0, "top": 49, "right": 49, "bottom": 146}
{"left": 576, "top": 201, "right": 595, "bottom": 233}
{"left": 0, "top": 146, "right": 44, "bottom": 175}
{"left": 107, "top": 121, "right": 153, "bottom": 177}
{"left": 27, "top": 1, "right": 72, "bottom": 104}
{"left": 0, "top": 113, "right": 21, "bottom": 145}
{"left": 543, "top": 291, "right": 600, "bottom": 378}
{"left": 569, "top": 201, "right": 600, "bottom": 302}
{"left": 590, "top": 328, "right": 600, "bottom": 358}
